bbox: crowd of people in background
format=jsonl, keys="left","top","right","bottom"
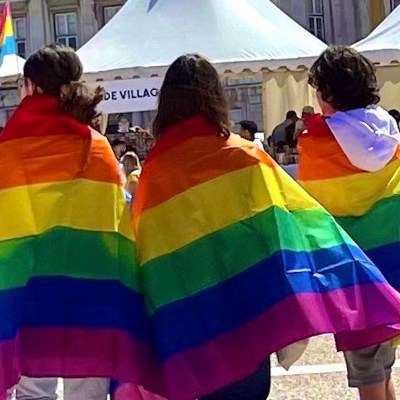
{"left": 109, "top": 125, "right": 155, "bottom": 161}
{"left": 236, "top": 106, "right": 315, "bottom": 168}
{"left": 238, "top": 103, "right": 400, "bottom": 172}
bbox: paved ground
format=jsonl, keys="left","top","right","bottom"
{"left": 269, "top": 335, "right": 400, "bottom": 400}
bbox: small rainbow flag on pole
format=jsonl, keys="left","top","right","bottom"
{"left": 0, "top": 2, "right": 16, "bottom": 63}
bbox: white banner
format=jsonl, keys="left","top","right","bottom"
{"left": 96, "top": 77, "right": 163, "bottom": 114}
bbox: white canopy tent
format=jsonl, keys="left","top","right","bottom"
{"left": 78, "top": 0, "right": 326, "bottom": 81}
{"left": 353, "top": 5, "right": 400, "bottom": 65}
{"left": 353, "top": 6, "right": 400, "bottom": 112}
{"left": 78, "top": 0, "right": 328, "bottom": 134}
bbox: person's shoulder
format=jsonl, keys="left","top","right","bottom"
{"left": 295, "top": 119, "right": 305, "bottom": 130}
{"left": 253, "top": 138, "right": 265, "bottom": 150}
{"left": 227, "top": 133, "right": 273, "bottom": 166}
{"left": 88, "top": 130, "right": 121, "bottom": 176}
{"left": 90, "top": 128, "right": 109, "bottom": 143}
{"left": 302, "top": 114, "right": 333, "bottom": 139}
{"left": 272, "top": 122, "right": 283, "bottom": 132}
{"left": 90, "top": 129, "right": 115, "bottom": 152}
{"left": 127, "top": 170, "right": 140, "bottom": 183}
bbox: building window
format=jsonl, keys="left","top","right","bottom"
{"left": 103, "top": 5, "right": 121, "bottom": 25}
{"left": 13, "top": 17, "right": 26, "bottom": 58}
{"left": 54, "top": 12, "right": 78, "bottom": 50}
{"left": 308, "top": 0, "right": 325, "bottom": 40}
{"left": 391, "top": 0, "right": 400, "bottom": 10}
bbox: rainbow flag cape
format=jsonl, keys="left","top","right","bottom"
{"left": 298, "top": 111, "right": 400, "bottom": 291}
{"left": 0, "top": 94, "right": 155, "bottom": 398}
{"left": 0, "top": 2, "right": 17, "bottom": 62}
{"left": 124, "top": 115, "right": 400, "bottom": 400}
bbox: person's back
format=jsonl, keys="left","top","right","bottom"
{"left": 271, "top": 111, "right": 297, "bottom": 147}
{"left": 115, "top": 53, "right": 400, "bottom": 400}
{"left": 0, "top": 45, "right": 146, "bottom": 400}
{"left": 298, "top": 46, "right": 400, "bottom": 400}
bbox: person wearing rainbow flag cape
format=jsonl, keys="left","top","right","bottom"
{"left": 298, "top": 46, "right": 400, "bottom": 400}
{"left": 0, "top": 45, "right": 151, "bottom": 400}
{"left": 118, "top": 54, "right": 400, "bottom": 400}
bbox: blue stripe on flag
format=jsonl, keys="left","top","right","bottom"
{"left": 1, "top": 35, "right": 16, "bottom": 57}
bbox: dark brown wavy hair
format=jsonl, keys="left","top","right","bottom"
{"left": 308, "top": 46, "right": 380, "bottom": 111}
{"left": 152, "top": 54, "right": 230, "bottom": 138}
{"left": 24, "top": 44, "right": 103, "bottom": 126}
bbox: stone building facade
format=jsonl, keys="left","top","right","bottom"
{"left": 2, "top": 0, "right": 399, "bottom": 131}
{"left": 7, "top": 0, "right": 126, "bottom": 58}
{"left": 271, "top": 0, "right": 400, "bottom": 45}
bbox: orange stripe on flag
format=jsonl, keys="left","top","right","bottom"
{"left": 135, "top": 134, "right": 276, "bottom": 213}
{"left": 0, "top": 134, "right": 121, "bottom": 189}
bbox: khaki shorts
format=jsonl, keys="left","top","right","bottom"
{"left": 344, "top": 342, "right": 396, "bottom": 387}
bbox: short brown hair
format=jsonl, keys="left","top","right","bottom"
{"left": 152, "top": 54, "right": 230, "bottom": 138}
{"left": 308, "top": 46, "right": 380, "bottom": 111}
{"left": 24, "top": 44, "right": 103, "bottom": 126}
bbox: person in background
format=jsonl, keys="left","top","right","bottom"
{"left": 131, "top": 125, "right": 141, "bottom": 133}
{"left": 111, "top": 139, "right": 126, "bottom": 160}
{"left": 298, "top": 46, "right": 400, "bottom": 400}
{"left": 117, "top": 117, "right": 130, "bottom": 136}
{"left": 239, "top": 120, "right": 264, "bottom": 150}
{"left": 131, "top": 127, "right": 148, "bottom": 160}
{"left": 1, "top": 45, "right": 142, "bottom": 400}
{"left": 389, "top": 109, "right": 400, "bottom": 128}
{"left": 125, "top": 144, "right": 136, "bottom": 153}
{"left": 110, "top": 139, "right": 127, "bottom": 183}
{"left": 121, "top": 151, "right": 142, "bottom": 197}
{"left": 270, "top": 110, "right": 298, "bottom": 147}
{"left": 294, "top": 106, "right": 315, "bottom": 141}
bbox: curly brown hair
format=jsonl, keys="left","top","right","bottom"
{"left": 308, "top": 46, "right": 380, "bottom": 111}
{"left": 152, "top": 54, "right": 230, "bottom": 138}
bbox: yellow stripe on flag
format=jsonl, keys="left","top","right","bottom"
{"left": 137, "top": 163, "right": 320, "bottom": 264}
{"left": 299, "top": 159, "right": 400, "bottom": 217}
{"left": 0, "top": 179, "right": 132, "bottom": 241}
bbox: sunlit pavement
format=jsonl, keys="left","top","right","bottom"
{"left": 269, "top": 335, "right": 400, "bottom": 400}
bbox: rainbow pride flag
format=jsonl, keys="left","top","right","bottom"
{"left": 0, "top": 2, "right": 17, "bottom": 62}
{"left": 126, "top": 115, "right": 400, "bottom": 400}
{"left": 298, "top": 112, "right": 400, "bottom": 291}
{"left": 0, "top": 94, "right": 154, "bottom": 398}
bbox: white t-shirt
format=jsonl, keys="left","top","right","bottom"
{"left": 253, "top": 138, "right": 265, "bottom": 150}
